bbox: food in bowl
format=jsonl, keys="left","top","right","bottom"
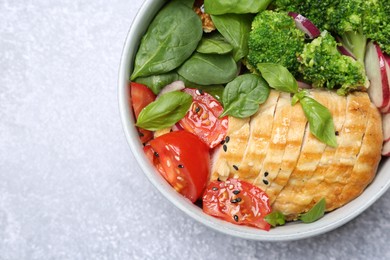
{"left": 127, "top": 0, "right": 390, "bottom": 231}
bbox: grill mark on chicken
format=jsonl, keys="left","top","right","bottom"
{"left": 210, "top": 117, "right": 250, "bottom": 181}
{"left": 337, "top": 102, "right": 382, "bottom": 208}
{"left": 266, "top": 98, "right": 308, "bottom": 204}
{"left": 254, "top": 92, "right": 292, "bottom": 194}
{"left": 234, "top": 91, "right": 280, "bottom": 184}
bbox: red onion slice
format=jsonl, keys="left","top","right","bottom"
{"left": 156, "top": 80, "right": 185, "bottom": 99}
{"left": 288, "top": 12, "right": 321, "bottom": 39}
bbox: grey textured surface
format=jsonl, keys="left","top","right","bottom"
{"left": 1, "top": 0, "right": 390, "bottom": 259}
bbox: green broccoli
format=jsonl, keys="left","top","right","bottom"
{"left": 363, "top": 0, "right": 390, "bottom": 55}
{"left": 246, "top": 10, "right": 305, "bottom": 76}
{"left": 298, "top": 31, "right": 368, "bottom": 95}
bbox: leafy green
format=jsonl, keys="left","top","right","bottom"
{"left": 130, "top": 1, "right": 202, "bottom": 80}
{"left": 257, "top": 63, "right": 299, "bottom": 94}
{"left": 221, "top": 74, "right": 270, "bottom": 118}
{"left": 299, "top": 96, "right": 338, "bottom": 147}
{"left": 136, "top": 91, "right": 192, "bottom": 131}
{"left": 177, "top": 52, "right": 238, "bottom": 85}
{"left": 196, "top": 85, "right": 225, "bottom": 102}
{"left": 211, "top": 14, "right": 252, "bottom": 61}
{"left": 264, "top": 211, "right": 286, "bottom": 227}
{"left": 196, "top": 33, "right": 233, "bottom": 55}
{"left": 135, "top": 72, "right": 179, "bottom": 94}
{"left": 299, "top": 198, "right": 326, "bottom": 223}
{"left": 204, "top": 0, "right": 272, "bottom": 15}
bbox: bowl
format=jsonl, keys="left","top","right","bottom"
{"left": 118, "top": 0, "right": 390, "bottom": 241}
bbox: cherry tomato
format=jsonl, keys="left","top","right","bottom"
{"left": 130, "top": 82, "right": 156, "bottom": 143}
{"left": 202, "top": 178, "right": 272, "bottom": 231}
{"left": 144, "top": 131, "right": 210, "bottom": 202}
{"left": 179, "top": 88, "right": 228, "bottom": 148}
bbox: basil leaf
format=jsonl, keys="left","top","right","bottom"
{"left": 135, "top": 72, "right": 179, "bottom": 95}
{"left": 177, "top": 53, "right": 238, "bottom": 85}
{"left": 204, "top": 0, "right": 272, "bottom": 15}
{"left": 291, "top": 90, "right": 307, "bottom": 106}
{"left": 211, "top": 14, "right": 252, "bottom": 61}
{"left": 197, "top": 33, "right": 234, "bottom": 55}
{"left": 136, "top": 91, "right": 192, "bottom": 131}
{"left": 130, "top": 1, "right": 202, "bottom": 80}
{"left": 300, "top": 96, "right": 338, "bottom": 147}
{"left": 299, "top": 198, "right": 326, "bottom": 223}
{"left": 221, "top": 74, "right": 270, "bottom": 118}
{"left": 257, "top": 63, "right": 299, "bottom": 94}
{"left": 264, "top": 211, "right": 286, "bottom": 227}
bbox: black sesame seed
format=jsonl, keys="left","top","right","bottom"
{"left": 231, "top": 197, "right": 242, "bottom": 203}
{"left": 263, "top": 179, "right": 269, "bottom": 185}
{"left": 335, "top": 131, "right": 339, "bottom": 136}
{"left": 154, "top": 152, "right": 159, "bottom": 157}
{"left": 138, "top": 131, "right": 144, "bottom": 137}
{"left": 198, "top": 89, "right": 204, "bottom": 95}
{"left": 195, "top": 106, "right": 201, "bottom": 113}
{"left": 220, "top": 140, "right": 225, "bottom": 145}
{"left": 233, "top": 215, "right": 239, "bottom": 222}
{"left": 178, "top": 164, "right": 184, "bottom": 168}
{"left": 264, "top": 171, "right": 269, "bottom": 177}
{"left": 217, "top": 177, "right": 221, "bottom": 182}
{"left": 212, "top": 187, "right": 218, "bottom": 191}
{"left": 223, "top": 144, "right": 227, "bottom": 152}
{"left": 225, "top": 136, "right": 230, "bottom": 143}
{"left": 233, "top": 190, "right": 240, "bottom": 195}
{"left": 233, "top": 165, "right": 239, "bottom": 171}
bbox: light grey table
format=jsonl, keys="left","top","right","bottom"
{"left": 1, "top": 1, "right": 390, "bottom": 259}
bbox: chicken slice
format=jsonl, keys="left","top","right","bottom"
{"left": 233, "top": 91, "right": 280, "bottom": 185}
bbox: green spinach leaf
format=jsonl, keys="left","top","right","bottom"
{"left": 257, "top": 63, "right": 299, "bottom": 94}
{"left": 299, "top": 198, "right": 326, "bottom": 223}
{"left": 135, "top": 72, "right": 179, "bottom": 95}
{"left": 136, "top": 91, "right": 192, "bottom": 131}
{"left": 205, "top": 0, "right": 272, "bottom": 15}
{"left": 177, "top": 53, "right": 238, "bottom": 85}
{"left": 196, "top": 85, "right": 225, "bottom": 102}
{"left": 130, "top": 1, "right": 202, "bottom": 80}
{"left": 197, "top": 33, "right": 233, "bottom": 55}
{"left": 220, "top": 74, "right": 270, "bottom": 118}
{"left": 299, "top": 97, "right": 338, "bottom": 147}
{"left": 211, "top": 14, "right": 252, "bottom": 61}
{"left": 264, "top": 211, "right": 286, "bottom": 227}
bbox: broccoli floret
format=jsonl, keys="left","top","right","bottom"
{"left": 246, "top": 10, "right": 305, "bottom": 76}
{"left": 363, "top": 0, "right": 390, "bottom": 54}
{"left": 298, "top": 31, "right": 368, "bottom": 95}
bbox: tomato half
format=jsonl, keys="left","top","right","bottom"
{"left": 202, "top": 178, "right": 272, "bottom": 231}
{"left": 130, "top": 82, "right": 156, "bottom": 143}
{"left": 179, "top": 88, "right": 228, "bottom": 148}
{"left": 144, "top": 131, "right": 210, "bottom": 202}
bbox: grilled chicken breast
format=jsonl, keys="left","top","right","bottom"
{"left": 211, "top": 90, "right": 383, "bottom": 219}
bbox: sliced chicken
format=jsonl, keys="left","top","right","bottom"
{"left": 211, "top": 90, "right": 383, "bottom": 219}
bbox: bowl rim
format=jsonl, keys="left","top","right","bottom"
{"left": 118, "top": 0, "right": 390, "bottom": 241}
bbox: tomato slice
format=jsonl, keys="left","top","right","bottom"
{"left": 202, "top": 178, "right": 272, "bottom": 230}
{"left": 145, "top": 131, "right": 210, "bottom": 202}
{"left": 130, "top": 82, "right": 156, "bottom": 143}
{"left": 179, "top": 88, "right": 228, "bottom": 148}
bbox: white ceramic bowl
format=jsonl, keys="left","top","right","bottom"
{"left": 119, "top": 0, "right": 390, "bottom": 241}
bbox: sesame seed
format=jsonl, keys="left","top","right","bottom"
{"left": 233, "top": 215, "right": 239, "bottom": 222}
{"left": 217, "top": 177, "right": 221, "bottom": 182}
{"left": 263, "top": 179, "right": 269, "bottom": 185}
{"left": 233, "top": 190, "right": 240, "bottom": 195}
{"left": 195, "top": 106, "right": 200, "bottom": 113}
{"left": 138, "top": 131, "right": 144, "bottom": 137}
{"left": 233, "top": 165, "right": 239, "bottom": 171}
{"left": 223, "top": 144, "right": 227, "bottom": 152}
{"left": 335, "top": 131, "right": 339, "bottom": 136}
{"left": 231, "top": 197, "right": 242, "bottom": 203}
{"left": 220, "top": 140, "right": 225, "bottom": 145}
{"left": 154, "top": 152, "right": 159, "bottom": 157}
{"left": 264, "top": 171, "right": 269, "bottom": 177}
{"left": 225, "top": 136, "right": 230, "bottom": 143}
{"left": 178, "top": 164, "right": 184, "bottom": 168}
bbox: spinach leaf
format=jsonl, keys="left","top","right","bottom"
{"left": 205, "top": 0, "right": 272, "bottom": 15}
{"left": 211, "top": 14, "right": 252, "bottom": 61}
{"left": 135, "top": 72, "right": 179, "bottom": 94}
{"left": 264, "top": 211, "right": 286, "bottom": 227}
{"left": 130, "top": 1, "right": 202, "bottom": 80}
{"left": 220, "top": 74, "right": 270, "bottom": 118}
{"left": 177, "top": 53, "right": 238, "bottom": 85}
{"left": 173, "top": 0, "right": 194, "bottom": 8}
{"left": 299, "top": 198, "right": 326, "bottom": 223}
{"left": 197, "top": 33, "right": 233, "bottom": 55}
{"left": 196, "top": 85, "right": 225, "bottom": 102}
{"left": 257, "top": 63, "right": 299, "bottom": 94}
{"left": 299, "top": 96, "right": 338, "bottom": 147}
{"left": 136, "top": 91, "right": 192, "bottom": 131}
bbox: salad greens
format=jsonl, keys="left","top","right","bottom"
{"left": 196, "top": 33, "right": 233, "bottom": 55}
{"left": 204, "top": 0, "right": 272, "bottom": 15}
